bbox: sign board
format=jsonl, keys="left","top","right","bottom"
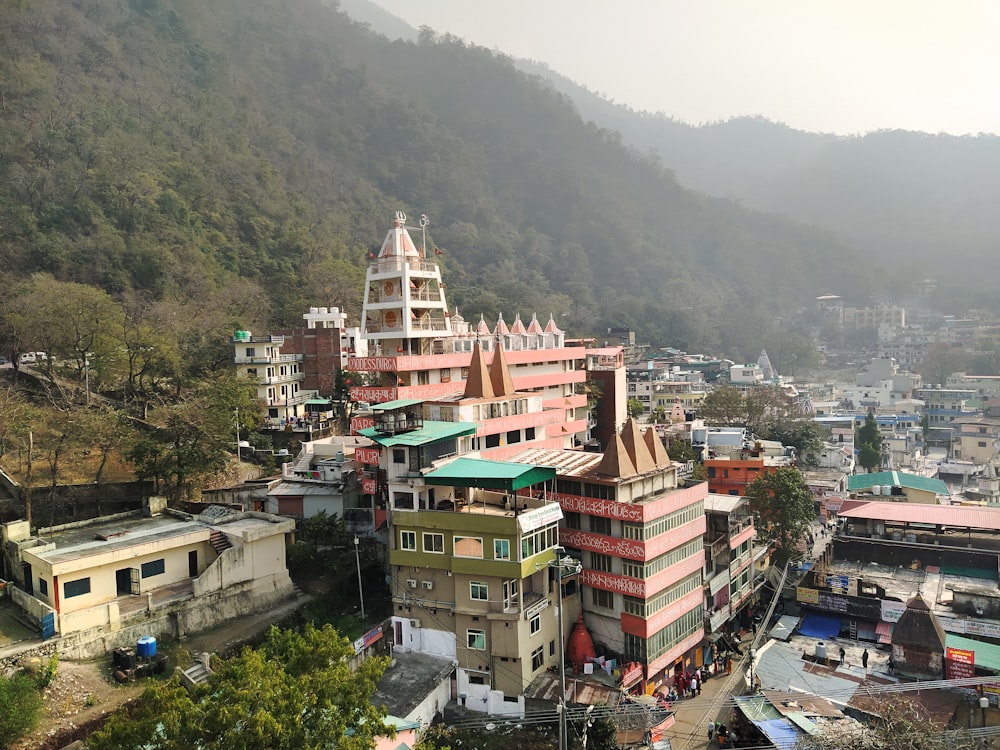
{"left": 351, "top": 416, "right": 376, "bottom": 434}
{"left": 353, "top": 625, "right": 384, "bottom": 654}
{"left": 945, "top": 646, "right": 975, "bottom": 679}
{"left": 355, "top": 447, "right": 381, "bottom": 465}
{"left": 361, "top": 477, "right": 378, "bottom": 495}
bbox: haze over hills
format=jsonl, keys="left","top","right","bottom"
{"left": 0, "top": 0, "right": 875, "bottom": 361}
{"left": 345, "top": 0, "right": 1000, "bottom": 306}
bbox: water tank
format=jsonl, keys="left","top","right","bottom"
{"left": 905, "top": 533, "right": 917, "bottom": 543}
{"left": 891, "top": 531, "right": 903, "bottom": 541}
{"left": 816, "top": 642, "right": 827, "bottom": 660}
{"left": 309, "top": 307, "right": 319, "bottom": 314}
{"left": 136, "top": 636, "right": 157, "bottom": 658}
{"left": 336, "top": 451, "right": 345, "bottom": 462}
{"left": 319, "top": 307, "right": 328, "bottom": 314}
{"left": 872, "top": 485, "right": 882, "bottom": 496}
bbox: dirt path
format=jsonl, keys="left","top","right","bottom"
{"left": 10, "top": 658, "right": 144, "bottom": 750}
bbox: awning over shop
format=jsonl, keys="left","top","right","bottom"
{"left": 751, "top": 719, "right": 802, "bottom": 750}
{"left": 876, "top": 621, "right": 893, "bottom": 645}
{"left": 422, "top": 457, "right": 556, "bottom": 492}
{"left": 798, "top": 613, "right": 841, "bottom": 640}
{"left": 371, "top": 398, "right": 424, "bottom": 411}
{"left": 946, "top": 633, "right": 1000, "bottom": 672}
{"left": 770, "top": 615, "right": 801, "bottom": 642}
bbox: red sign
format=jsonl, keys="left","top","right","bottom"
{"left": 351, "top": 416, "right": 376, "bottom": 434}
{"left": 946, "top": 646, "right": 975, "bottom": 679}
{"left": 348, "top": 357, "right": 399, "bottom": 373}
{"left": 362, "top": 477, "right": 378, "bottom": 495}
{"left": 620, "top": 661, "right": 644, "bottom": 688}
{"left": 355, "top": 447, "right": 381, "bottom": 465}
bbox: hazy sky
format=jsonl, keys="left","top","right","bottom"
{"left": 371, "top": 0, "right": 1000, "bottom": 136}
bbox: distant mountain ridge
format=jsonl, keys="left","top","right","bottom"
{"left": 1, "top": 0, "right": 875, "bottom": 362}
{"left": 348, "top": 0, "right": 1000, "bottom": 304}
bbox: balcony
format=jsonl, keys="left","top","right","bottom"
{"left": 368, "top": 258, "right": 441, "bottom": 275}
{"left": 486, "top": 590, "right": 546, "bottom": 621}
{"left": 704, "top": 605, "right": 730, "bottom": 633}
{"left": 235, "top": 353, "right": 303, "bottom": 365}
{"left": 260, "top": 372, "right": 305, "bottom": 385}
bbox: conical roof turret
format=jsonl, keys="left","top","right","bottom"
{"left": 597, "top": 433, "right": 637, "bottom": 478}
{"left": 489, "top": 343, "right": 516, "bottom": 397}
{"left": 620, "top": 418, "right": 657, "bottom": 474}
{"left": 643, "top": 427, "right": 672, "bottom": 468}
{"left": 463, "top": 341, "right": 495, "bottom": 399}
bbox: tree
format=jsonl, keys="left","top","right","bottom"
{"left": 86, "top": 624, "right": 390, "bottom": 750}
{"left": 0, "top": 672, "right": 44, "bottom": 748}
{"left": 797, "top": 696, "right": 977, "bottom": 750}
{"left": 766, "top": 420, "right": 827, "bottom": 467}
{"left": 650, "top": 405, "right": 667, "bottom": 423}
{"left": 698, "top": 385, "right": 746, "bottom": 426}
{"left": 627, "top": 397, "right": 645, "bottom": 418}
{"left": 855, "top": 412, "right": 882, "bottom": 473}
{"left": 745, "top": 466, "right": 815, "bottom": 553}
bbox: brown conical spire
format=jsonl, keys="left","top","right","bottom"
{"left": 597, "top": 433, "right": 637, "bottom": 478}
{"left": 620, "top": 418, "right": 657, "bottom": 474}
{"left": 643, "top": 426, "right": 672, "bottom": 468}
{"left": 489, "top": 342, "right": 516, "bottom": 397}
{"left": 464, "top": 341, "right": 495, "bottom": 399}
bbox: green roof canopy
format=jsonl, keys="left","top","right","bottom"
{"left": 371, "top": 398, "right": 425, "bottom": 411}
{"left": 357, "top": 421, "right": 477, "bottom": 447}
{"left": 946, "top": 633, "right": 1000, "bottom": 672}
{"left": 847, "top": 471, "right": 948, "bottom": 495}
{"left": 304, "top": 398, "right": 333, "bottom": 406}
{"left": 423, "top": 457, "right": 556, "bottom": 492}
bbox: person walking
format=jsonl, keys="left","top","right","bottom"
{"left": 862, "top": 648, "right": 869, "bottom": 669}
{"left": 691, "top": 674, "right": 699, "bottom": 696}
{"left": 839, "top": 646, "right": 846, "bottom": 666}
{"left": 708, "top": 720, "right": 716, "bottom": 743}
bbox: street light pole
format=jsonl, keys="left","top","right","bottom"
{"left": 354, "top": 536, "right": 366, "bottom": 620}
{"left": 550, "top": 547, "right": 582, "bottom": 750}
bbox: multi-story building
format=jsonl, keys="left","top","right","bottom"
{"left": 349, "top": 212, "right": 590, "bottom": 446}
{"left": 511, "top": 420, "right": 708, "bottom": 694}
{"left": 703, "top": 495, "right": 757, "bottom": 637}
{"left": 703, "top": 450, "right": 793, "bottom": 497}
{"left": 232, "top": 330, "right": 312, "bottom": 424}
{"left": 844, "top": 304, "right": 906, "bottom": 330}
{"left": 274, "top": 306, "right": 367, "bottom": 397}
{"left": 950, "top": 416, "right": 1000, "bottom": 465}
{"left": 946, "top": 372, "right": 1000, "bottom": 401}
{"left": 359, "top": 400, "right": 571, "bottom": 716}
{"left": 915, "top": 386, "right": 977, "bottom": 428}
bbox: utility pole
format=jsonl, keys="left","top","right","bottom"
{"left": 550, "top": 548, "right": 583, "bottom": 750}
{"left": 354, "top": 535, "right": 366, "bottom": 620}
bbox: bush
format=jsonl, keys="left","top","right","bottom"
{"left": 37, "top": 652, "right": 59, "bottom": 688}
{"left": 0, "top": 673, "right": 44, "bottom": 747}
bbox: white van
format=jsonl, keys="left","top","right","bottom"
{"left": 19, "top": 353, "right": 36, "bottom": 365}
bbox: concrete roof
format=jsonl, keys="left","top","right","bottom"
{"left": 372, "top": 651, "right": 454, "bottom": 719}
{"left": 704, "top": 494, "right": 745, "bottom": 513}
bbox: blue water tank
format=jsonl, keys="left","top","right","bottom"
{"left": 136, "top": 636, "right": 157, "bottom": 658}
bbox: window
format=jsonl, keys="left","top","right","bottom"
{"left": 245, "top": 347, "right": 255, "bottom": 357}
{"left": 64, "top": 578, "right": 91, "bottom": 598}
{"left": 564, "top": 512, "right": 581, "bottom": 530}
{"left": 486, "top": 434, "right": 501, "bottom": 448}
{"left": 38, "top": 579, "right": 48, "bottom": 596}
{"left": 531, "top": 646, "right": 544, "bottom": 671}
{"left": 980, "top": 441, "right": 988, "bottom": 448}
{"left": 470, "top": 582, "right": 489, "bottom": 601}
{"left": 526, "top": 427, "right": 535, "bottom": 440}
{"left": 467, "top": 629, "right": 486, "bottom": 650}
{"left": 423, "top": 533, "right": 445, "bottom": 554}
{"left": 494, "top": 539, "right": 511, "bottom": 560}
{"left": 591, "top": 516, "right": 611, "bottom": 535}
{"left": 454, "top": 536, "right": 484, "bottom": 558}
{"left": 530, "top": 614, "right": 541, "bottom": 635}
{"left": 393, "top": 449, "right": 406, "bottom": 464}
{"left": 591, "top": 553, "right": 613, "bottom": 573}
{"left": 592, "top": 588, "right": 614, "bottom": 609}
{"left": 550, "top": 640, "right": 556, "bottom": 657}
{"left": 507, "top": 430, "right": 521, "bottom": 445}
{"left": 400, "top": 530, "right": 416, "bottom": 551}
{"left": 141, "top": 559, "right": 165, "bottom": 578}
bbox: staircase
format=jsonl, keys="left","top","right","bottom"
{"left": 209, "top": 530, "right": 232, "bottom": 555}
{"left": 180, "top": 653, "right": 213, "bottom": 690}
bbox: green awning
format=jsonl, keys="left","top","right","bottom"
{"left": 357, "top": 421, "right": 477, "bottom": 447}
{"left": 371, "top": 398, "right": 424, "bottom": 411}
{"left": 423, "top": 457, "right": 555, "bottom": 492}
{"left": 946, "top": 633, "right": 1000, "bottom": 671}
{"left": 305, "top": 399, "right": 333, "bottom": 406}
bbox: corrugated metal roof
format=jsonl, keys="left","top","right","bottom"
{"left": 946, "top": 633, "right": 1000, "bottom": 671}
{"left": 423, "top": 457, "right": 555, "bottom": 491}
{"left": 508, "top": 448, "right": 604, "bottom": 477}
{"left": 838, "top": 501, "right": 1000, "bottom": 530}
{"left": 371, "top": 398, "right": 424, "bottom": 411}
{"left": 358, "top": 421, "right": 476, "bottom": 446}
{"left": 847, "top": 471, "right": 948, "bottom": 495}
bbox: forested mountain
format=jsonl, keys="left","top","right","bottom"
{"left": 515, "top": 59, "right": 1000, "bottom": 304}
{"left": 0, "top": 0, "right": 875, "bottom": 359}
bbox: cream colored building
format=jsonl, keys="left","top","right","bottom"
{"left": 2, "top": 500, "right": 295, "bottom": 656}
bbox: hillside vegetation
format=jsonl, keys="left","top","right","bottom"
{"left": 1, "top": 0, "right": 874, "bottom": 359}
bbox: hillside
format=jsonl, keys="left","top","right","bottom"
{"left": 514, "top": 59, "right": 1000, "bottom": 305}
{"left": 0, "top": 0, "right": 874, "bottom": 359}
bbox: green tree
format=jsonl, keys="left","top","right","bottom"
{"left": 697, "top": 385, "right": 746, "bottom": 426}
{"left": 745, "top": 466, "right": 815, "bottom": 552}
{"left": 650, "top": 405, "right": 667, "bottom": 423}
{"left": 766, "top": 420, "right": 827, "bottom": 467}
{"left": 86, "top": 624, "right": 390, "bottom": 750}
{"left": 627, "top": 397, "right": 645, "bottom": 418}
{"left": 0, "top": 672, "right": 44, "bottom": 748}
{"left": 855, "top": 412, "right": 882, "bottom": 473}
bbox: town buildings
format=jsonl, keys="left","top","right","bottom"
{"left": 1, "top": 500, "right": 295, "bottom": 657}
{"left": 511, "top": 420, "right": 708, "bottom": 694}
{"left": 349, "top": 212, "right": 594, "bottom": 448}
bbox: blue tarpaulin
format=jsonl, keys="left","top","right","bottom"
{"left": 752, "top": 719, "right": 801, "bottom": 750}
{"left": 798, "top": 613, "right": 841, "bottom": 640}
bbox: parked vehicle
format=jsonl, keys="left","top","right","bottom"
{"left": 19, "top": 353, "right": 36, "bottom": 365}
